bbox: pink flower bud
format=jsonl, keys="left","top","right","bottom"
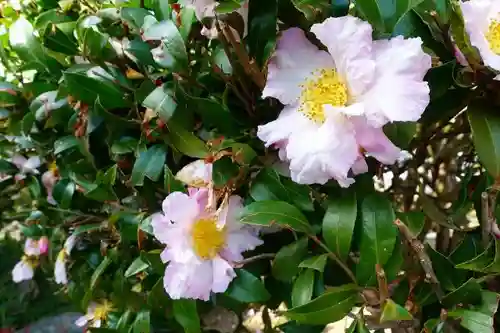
{"left": 38, "top": 236, "right": 49, "bottom": 255}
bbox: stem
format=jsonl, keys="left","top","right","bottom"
{"left": 394, "top": 219, "right": 444, "bottom": 301}
{"left": 47, "top": 207, "right": 99, "bottom": 219}
{"left": 308, "top": 234, "right": 357, "bottom": 283}
{"left": 233, "top": 253, "right": 275, "bottom": 268}
{"left": 375, "top": 264, "right": 388, "bottom": 304}
{"left": 481, "top": 192, "right": 491, "bottom": 248}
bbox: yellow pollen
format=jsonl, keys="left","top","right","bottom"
{"left": 191, "top": 218, "right": 226, "bottom": 260}
{"left": 486, "top": 20, "right": 500, "bottom": 54}
{"left": 93, "top": 300, "right": 114, "bottom": 320}
{"left": 299, "top": 69, "right": 348, "bottom": 124}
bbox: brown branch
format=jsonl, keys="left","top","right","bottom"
{"left": 376, "top": 264, "right": 389, "bottom": 304}
{"left": 394, "top": 219, "right": 444, "bottom": 302}
{"left": 233, "top": 253, "right": 275, "bottom": 268}
{"left": 481, "top": 192, "right": 492, "bottom": 248}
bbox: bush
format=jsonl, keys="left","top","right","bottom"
{"left": 2, "top": 0, "right": 500, "bottom": 332}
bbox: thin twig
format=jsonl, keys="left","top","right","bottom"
{"left": 308, "top": 234, "right": 357, "bottom": 283}
{"left": 394, "top": 219, "right": 445, "bottom": 301}
{"left": 481, "top": 192, "right": 491, "bottom": 248}
{"left": 233, "top": 253, "right": 275, "bottom": 268}
{"left": 376, "top": 264, "right": 389, "bottom": 304}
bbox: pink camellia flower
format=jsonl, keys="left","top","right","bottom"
{"left": 257, "top": 16, "right": 431, "bottom": 186}
{"left": 12, "top": 237, "right": 49, "bottom": 283}
{"left": 151, "top": 188, "right": 262, "bottom": 300}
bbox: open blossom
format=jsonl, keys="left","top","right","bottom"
{"left": 54, "top": 234, "right": 77, "bottom": 285}
{"left": 9, "top": 154, "right": 41, "bottom": 180}
{"left": 460, "top": 0, "right": 500, "bottom": 71}
{"left": 12, "top": 237, "right": 49, "bottom": 283}
{"left": 151, "top": 188, "right": 262, "bottom": 300}
{"left": 175, "top": 160, "right": 213, "bottom": 188}
{"left": 75, "top": 301, "right": 114, "bottom": 328}
{"left": 257, "top": 16, "right": 431, "bottom": 186}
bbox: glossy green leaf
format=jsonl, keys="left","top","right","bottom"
{"left": 54, "top": 135, "right": 79, "bottom": 155}
{"left": 468, "top": 101, "right": 500, "bottom": 178}
{"left": 142, "top": 84, "right": 177, "bottom": 122}
{"left": 239, "top": 200, "right": 313, "bottom": 233}
{"left": 164, "top": 165, "right": 185, "bottom": 194}
{"left": 442, "top": 278, "right": 482, "bottom": 308}
{"left": 355, "top": 0, "right": 385, "bottom": 32}
{"left": 356, "top": 194, "right": 397, "bottom": 285}
{"left": 52, "top": 178, "right": 75, "bottom": 209}
{"left": 272, "top": 238, "right": 309, "bottom": 282}
{"left": 322, "top": 191, "right": 357, "bottom": 261}
{"left": 0, "top": 82, "right": 20, "bottom": 107}
{"left": 380, "top": 299, "right": 413, "bottom": 322}
{"left": 427, "top": 246, "right": 459, "bottom": 291}
{"left": 132, "top": 311, "right": 151, "bottom": 333}
{"left": 292, "top": 269, "right": 315, "bottom": 307}
{"left": 448, "top": 310, "right": 494, "bottom": 333}
{"left": 299, "top": 254, "right": 328, "bottom": 272}
{"left": 285, "top": 285, "right": 358, "bottom": 325}
{"left": 456, "top": 243, "right": 494, "bottom": 272}
{"left": 247, "top": 0, "right": 277, "bottom": 66}
{"left": 130, "top": 145, "right": 167, "bottom": 186}
{"left": 124, "top": 257, "right": 149, "bottom": 278}
{"left": 291, "top": 0, "right": 329, "bottom": 20}
{"left": 397, "top": 211, "right": 425, "bottom": 236}
{"left": 43, "top": 23, "right": 78, "bottom": 55}
{"left": 121, "top": 7, "right": 151, "bottom": 31}
{"left": 212, "top": 157, "right": 240, "bottom": 187}
{"left": 173, "top": 299, "right": 201, "bottom": 333}
{"left": 226, "top": 269, "right": 271, "bottom": 303}
{"left": 166, "top": 121, "right": 209, "bottom": 158}
{"left": 90, "top": 256, "right": 112, "bottom": 289}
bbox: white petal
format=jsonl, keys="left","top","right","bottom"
{"left": 217, "top": 195, "right": 243, "bottom": 229}
{"left": 74, "top": 316, "right": 89, "bottom": 327}
{"left": 64, "top": 234, "right": 77, "bottom": 254}
{"left": 262, "top": 28, "right": 335, "bottom": 104}
{"left": 162, "top": 192, "right": 200, "bottom": 223}
{"left": 310, "top": 16, "right": 376, "bottom": 97}
{"left": 54, "top": 257, "right": 68, "bottom": 285}
{"left": 12, "top": 260, "right": 34, "bottom": 283}
{"left": 163, "top": 261, "right": 213, "bottom": 301}
{"left": 211, "top": 256, "right": 236, "bottom": 293}
{"left": 24, "top": 238, "right": 41, "bottom": 256}
{"left": 93, "top": 319, "right": 102, "bottom": 328}
{"left": 176, "top": 160, "right": 212, "bottom": 187}
{"left": 221, "top": 227, "right": 264, "bottom": 262}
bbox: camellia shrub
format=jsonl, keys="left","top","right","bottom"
{"left": 4, "top": 0, "right": 500, "bottom": 331}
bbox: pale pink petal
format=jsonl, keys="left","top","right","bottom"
{"left": 162, "top": 192, "right": 200, "bottom": 223}
{"left": 352, "top": 156, "right": 368, "bottom": 175}
{"left": 217, "top": 195, "right": 243, "bottom": 229}
{"left": 176, "top": 160, "right": 212, "bottom": 187}
{"left": 164, "top": 261, "right": 213, "bottom": 301}
{"left": 24, "top": 238, "right": 41, "bottom": 256}
{"left": 353, "top": 118, "right": 401, "bottom": 165}
{"left": 211, "top": 256, "right": 236, "bottom": 293}
{"left": 220, "top": 228, "right": 263, "bottom": 262}
{"left": 310, "top": 16, "right": 375, "bottom": 97}
{"left": 262, "top": 28, "right": 335, "bottom": 105}
{"left": 54, "top": 256, "right": 68, "bottom": 285}
{"left": 363, "top": 37, "right": 431, "bottom": 125}
{"left": 38, "top": 236, "right": 49, "bottom": 255}
{"left": 74, "top": 316, "right": 89, "bottom": 327}
{"left": 64, "top": 234, "right": 77, "bottom": 255}
{"left": 257, "top": 106, "right": 311, "bottom": 148}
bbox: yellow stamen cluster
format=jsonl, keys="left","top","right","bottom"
{"left": 191, "top": 218, "right": 226, "bottom": 259}
{"left": 93, "top": 300, "right": 114, "bottom": 321}
{"left": 299, "top": 69, "right": 348, "bottom": 124}
{"left": 486, "top": 20, "right": 500, "bottom": 54}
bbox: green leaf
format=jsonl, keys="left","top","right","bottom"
{"left": 143, "top": 20, "right": 188, "bottom": 71}
{"left": 121, "top": 7, "right": 151, "bottom": 31}
{"left": 427, "top": 246, "right": 459, "bottom": 291}
{"left": 111, "top": 137, "right": 138, "bottom": 155}
{"left": 355, "top": 0, "right": 384, "bottom": 32}
{"left": 397, "top": 211, "right": 425, "bottom": 236}
{"left": 164, "top": 165, "right": 185, "bottom": 194}
{"left": 239, "top": 201, "right": 313, "bottom": 233}
{"left": 130, "top": 145, "right": 167, "bottom": 186}
{"left": 212, "top": 157, "right": 240, "bottom": 187}
{"left": 468, "top": 101, "right": 500, "bottom": 178}
{"left": 442, "top": 278, "right": 482, "bottom": 308}
{"left": 142, "top": 84, "right": 177, "bottom": 122}
{"left": 116, "top": 310, "right": 133, "bottom": 333}
{"left": 179, "top": 7, "right": 195, "bottom": 41}
{"left": 356, "top": 194, "right": 397, "bottom": 285}
{"left": 448, "top": 310, "right": 494, "bottom": 333}
{"left": 290, "top": 0, "right": 329, "bottom": 20}
{"left": 132, "top": 311, "right": 150, "bottom": 333}
{"left": 63, "top": 65, "right": 130, "bottom": 109}
{"left": 380, "top": 299, "right": 413, "bottom": 322}
{"left": 247, "top": 0, "right": 277, "bottom": 66}
{"left": 383, "top": 122, "right": 417, "bottom": 150}
{"left": 322, "top": 191, "right": 357, "bottom": 261}
{"left": 54, "top": 135, "right": 79, "bottom": 154}
{"left": 331, "top": 0, "right": 349, "bottom": 16}
{"left": 152, "top": 0, "right": 172, "bottom": 21}
{"left": 90, "top": 256, "right": 112, "bottom": 289}
{"left": 272, "top": 238, "right": 309, "bottom": 282}
{"left": 299, "top": 254, "right": 328, "bottom": 272}
{"left": 292, "top": 269, "right": 315, "bottom": 307}
{"left": 226, "top": 269, "right": 271, "bottom": 303}
{"left": 173, "top": 300, "right": 201, "bottom": 333}
{"left": 52, "top": 178, "right": 75, "bottom": 209}
{"left": 43, "top": 23, "right": 78, "bottom": 55}
{"left": 125, "top": 257, "right": 149, "bottom": 278}
{"left": 456, "top": 242, "right": 494, "bottom": 272}
{"left": 166, "top": 121, "right": 209, "bottom": 158}
{"left": 285, "top": 285, "right": 358, "bottom": 325}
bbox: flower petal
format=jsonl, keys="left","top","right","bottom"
{"left": 310, "top": 16, "right": 375, "bottom": 97}
{"left": 74, "top": 316, "right": 89, "bottom": 327}
{"left": 54, "top": 257, "right": 68, "bottom": 285}
{"left": 12, "top": 260, "right": 34, "bottom": 283}
{"left": 262, "top": 28, "right": 334, "bottom": 104}
{"left": 211, "top": 256, "right": 236, "bottom": 293}
{"left": 162, "top": 191, "right": 200, "bottom": 223}
{"left": 164, "top": 261, "right": 213, "bottom": 301}
{"left": 176, "top": 160, "right": 212, "bottom": 187}
{"left": 257, "top": 106, "right": 311, "bottom": 148}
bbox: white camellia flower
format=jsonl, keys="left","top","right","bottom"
{"left": 460, "top": 0, "right": 500, "bottom": 71}
{"left": 175, "top": 160, "right": 213, "bottom": 188}
{"left": 9, "top": 154, "right": 41, "bottom": 180}
{"left": 257, "top": 16, "right": 431, "bottom": 186}
{"left": 151, "top": 188, "right": 262, "bottom": 300}
{"left": 54, "top": 234, "right": 77, "bottom": 285}
{"left": 13, "top": 237, "right": 49, "bottom": 283}
{"left": 75, "top": 301, "right": 114, "bottom": 328}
